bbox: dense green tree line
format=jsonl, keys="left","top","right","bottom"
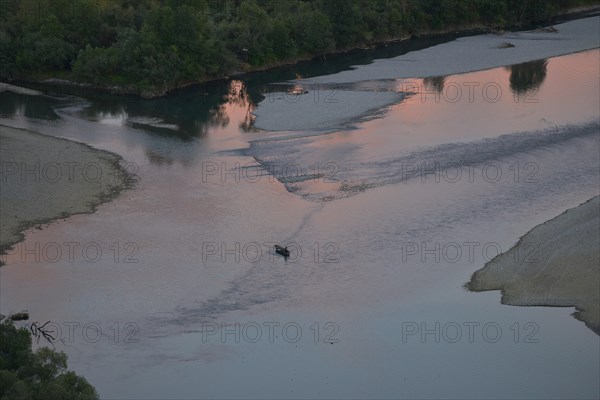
{"left": 0, "top": 320, "right": 99, "bottom": 399}
{"left": 0, "top": 0, "right": 596, "bottom": 95}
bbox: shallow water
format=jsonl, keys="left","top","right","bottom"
{"left": 1, "top": 41, "right": 599, "bottom": 399}
{"left": 249, "top": 50, "right": 600, "bottom": 200}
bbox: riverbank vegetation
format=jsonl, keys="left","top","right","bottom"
{"left": 0, "top": 0, "right": 596, "bottom": 96}
{"left": 0, "top": 319, "right": 99, "bottom": 399}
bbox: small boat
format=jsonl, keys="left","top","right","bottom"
{"left": 9, "top": 311, "right": 29, "bottom": 321}
{"left": 275, "top": 245, "right": 290, "bottom": 258}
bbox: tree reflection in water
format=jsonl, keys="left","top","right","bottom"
{"left": 422, "top": 75, "right": 446, "bottom": 93}
{"left": 506, "top": 59, "right": 548, "bottom": 94}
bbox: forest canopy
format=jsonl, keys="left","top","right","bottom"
{"left": 0, "top": 0, "right": 596, "bottom": 95}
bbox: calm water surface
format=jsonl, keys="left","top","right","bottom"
{"left": 1, "top": 42, "right": 598, "bottom": 399}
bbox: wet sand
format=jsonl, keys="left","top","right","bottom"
{"left": 0, "top": 125, "right": 134, "bottom": 262}
{"left": 468, "top": 196, "right": 600, "bottom": 334}
{"left": 0, "top": 82, "right": 43, "bottom": 96}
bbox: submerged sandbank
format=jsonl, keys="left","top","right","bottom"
{"left": 252, "top": 90, "right": 404, "bottom": 131}
{"left": 468, "top": 196, "right": 600, "bottom": 334}
{"left": 0, "top": 125, "right": 134, "bottom": 263}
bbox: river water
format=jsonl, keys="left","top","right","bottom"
{"left": 1, "top": 36, "right": 599, "bottom": 399}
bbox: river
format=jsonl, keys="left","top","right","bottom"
{"left": 1, "top": 30, "right": 599, "bottom": 399}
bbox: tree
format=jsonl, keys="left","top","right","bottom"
{"left": 236, "top": 1, "right": 273, "bottom": 65}
{"left": 0, "top": 320, "right": 99, "bottom": 400}
{"left": 294, "top": 2, "right": 335, "bottom": 54}
{"left": 270, "top": 19, "right": 297, "bottom": 60}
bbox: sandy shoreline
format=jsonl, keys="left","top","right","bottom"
{"left": 0, "top": 125, "right": 134, "bottom": 264}
{"left": 468, "top": 196, "right": 600, "bottom": 334}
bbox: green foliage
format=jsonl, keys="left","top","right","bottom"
{"left": 237, "top": 1, "right": 273, "bottom": 65}
{"left": 270, "top": 20, "right": 297, "bottom": 59}
{"left": 294, "top": 3, "right": 335, "bottom": 53}
{"left": 72, "top": 45, "right": 117, "bottom": 83}
{"left": 0, "top": 320, "right": 99, "bottom": 400}
{"left": 1, "top": 0, "right": 595, "bottom": 92}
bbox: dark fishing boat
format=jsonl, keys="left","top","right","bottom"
{"left": 275, "top": 245, "right": 290, "bottom": 257}
{"left": 9, "top": 311, "right": 29, "bottom": 321}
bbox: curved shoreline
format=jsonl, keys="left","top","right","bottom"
{"left": 0, "top": 125, "right": 135, "bottom": 265}
{"left": 467, "top": 196, "right": 600, "bottom": 335}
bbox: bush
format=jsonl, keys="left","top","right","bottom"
{"left": 0, "top": 320, "right": 99, "bottom": 400}
{"left": 73, "top": 44, "right": 118, "bottom": 83}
